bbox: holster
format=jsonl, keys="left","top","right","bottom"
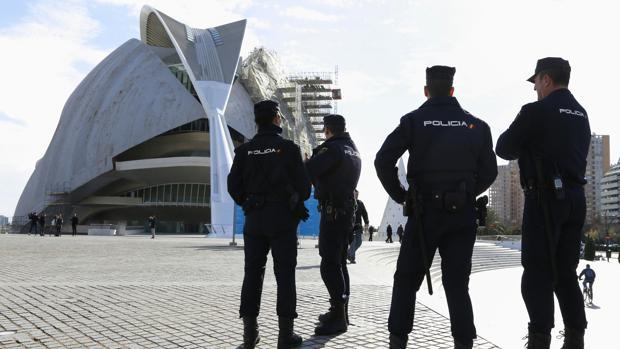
{"left": 242, "top": 195, "right": 265, "bottom": 214}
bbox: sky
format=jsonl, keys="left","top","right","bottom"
{"left": 1, "top": 0, "right": 620, "bottom": 223}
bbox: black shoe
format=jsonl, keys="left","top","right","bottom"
{"left": 315, "top": 302, "right": 347, "bottom": 335}
{"left": 277, "top": 317, "right": 302, "bottom": 349}
{"left": 389, "top": 333, "right": 408, "bottom": 349}
{"left": 559, "top": 328, "right": 584, "bottom": 349}
{"left": 525, "top": 328, "right": 551, "bottom": 349}
{"left": 242, "top": 317, "right": 260, "bottom": 349}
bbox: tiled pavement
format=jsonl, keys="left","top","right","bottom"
{"left": 0, "top": 235, "right": 500, "bottom": 348}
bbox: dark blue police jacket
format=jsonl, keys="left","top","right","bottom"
{"left": 496, "top": 89, "right": 590, "bottom": 186}
{"left": 227, "top": 124, "right": 311, "bottom": 233}
{"left": 375, "top": 96, "right": 498, "bottom": 203}
{"left": 305, "top": 132, "right": 361, "bottom": 204}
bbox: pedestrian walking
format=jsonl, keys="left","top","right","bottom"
{"left": 385, "top": 224, "right": 393, "bottom": 243}
{"left": 71, "top": 213, "right": 79, "bottom": 237}
{"left": 38, "top": 213, "right": 46, "bottom": 237}
{"left": 148, "top": 215, "right": 156, "bottom": 239}
{"left": 347, "top": 190, "right": 369, "bottom": 264}
{"left": 55, "top": 214, "right": 63, "bottom": 237}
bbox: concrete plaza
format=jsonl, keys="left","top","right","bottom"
{"left": 0, "top": 234, "right": 504, "bottom": 348}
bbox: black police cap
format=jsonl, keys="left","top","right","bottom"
{"left": 527, "top": 57, "right": 571, "bottom": 83}
{"left": 426, "top": 65, "right": 455, "bottom": 85}
{"left": 323, "top": 114, "right": 346, "bottom": 127}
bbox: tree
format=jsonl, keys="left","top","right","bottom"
{"left": 583, "top": 237, "right": 596, "bottom": 261}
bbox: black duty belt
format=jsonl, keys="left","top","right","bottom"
{"left": 522, "top": 178, "right": 583, "bottom": 193}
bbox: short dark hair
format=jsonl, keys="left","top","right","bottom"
{"left": 539, "top": 67, "right": 570, "bottom": 86}
{"left": 254, "top": 100, "right": 279, "bottom": 127}
{"left": 325, "top": 124, "right": 345, "bottom": 135}
{"left": 255, "top": 110, "right": 277, "bottom": 127}
{"left": 426, "top": 80, "right": 452, "bottom": 97}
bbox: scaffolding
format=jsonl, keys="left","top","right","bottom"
{"left": 279, "top": 68, "right": 342, "bottom": 144}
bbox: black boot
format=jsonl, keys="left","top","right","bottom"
{"left": 242, "top": 317, "right": 260, "bottom": 349}
{"left": 314, "top": 302, "right": 347, "bottom": 335}
{"left": 318, "top": 299, "right": 350, "bottom": 325}
{"left": 525, "top": 328, "right": 551, "bottom": 349}
{"left": 389, "top": 333, "right": 408, "bottom": 349}
{"left": 277, "top": 317, "right": 302, "bottom": 349}
{"left": 560, "top": 328, "right": 584, "bottom": 349}
{"left": 454, "top": 340, "right": 473, "bottom": 349}
{"left": 317, "top": 300, "right": 336, "bottom": 323}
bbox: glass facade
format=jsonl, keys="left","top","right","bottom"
{"left": 125, "top": 183, "right": 210, "bottom": 207}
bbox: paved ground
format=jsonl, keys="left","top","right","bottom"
{"left": 0, "top": 234, "right": 500, "bottom": 348}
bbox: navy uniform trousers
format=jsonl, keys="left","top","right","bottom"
{"left": 318, "top": 210, "right": 353, "bottom": 305}
{"left": 389, "top": 201, "right": 477, "bottom": 344}
{"left": 521, "top": 186, "right": 587, "bottom": 333}
{"left": 239, "top": 207, "right": 298, "bottom": 319}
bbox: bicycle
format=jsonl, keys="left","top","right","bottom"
{"left": 582, "top": 282, "right": 593, "bottom": 306}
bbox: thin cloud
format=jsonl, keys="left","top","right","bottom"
{"left": 0, "top": 111, "right": 25, "bottom": 126}
{"left": 280, "top": 6, "right": 341, "bottom": 22}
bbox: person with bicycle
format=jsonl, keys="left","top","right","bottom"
{"left": 578, "top": 264, "right": 596, "bottom": 301}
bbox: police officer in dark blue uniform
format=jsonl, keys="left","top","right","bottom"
{"left": 305, "top": 114, "right": 361, "bottom": 335}
{"left": 228, "top": 100, "right": 311, "bottom": 349}
{"left": 375, "top": 66, "right": 497, "bottom": 349}
{"left": 496, "top": 58, "right": 590, "bottom": 349}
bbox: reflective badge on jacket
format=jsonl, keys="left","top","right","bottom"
{"left": 247, "top": 148, "right": 280, "bottom": 156}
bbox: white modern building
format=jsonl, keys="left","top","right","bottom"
{"left": 13, "top": 6, "right": 322, "bottom": 235}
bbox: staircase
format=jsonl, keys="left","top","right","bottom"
{"left": 359, "top": 242, "right": 521, "bottom": 287}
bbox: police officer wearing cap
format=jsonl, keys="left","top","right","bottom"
{"left": 375, "top": 66, "right": 497, "bottom": 349}
{"left": 496, "top": 58, "right": 589, "bottom": 349}
{"left": 305, "top": 114, "right": 361, "bottom": 336}
{"left": 228, "top": 100, "right": 311, "bottom": 349}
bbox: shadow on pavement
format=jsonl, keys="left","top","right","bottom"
{"left": 178, "top": 245, "right": 244, "bottom": 251}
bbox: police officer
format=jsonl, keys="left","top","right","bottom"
{"left": 375, "top": 66, "right": 497, "bottom": 349}
{"left": 496, "top": 57, "right": 589, "bottom": 349}
{"left": 305, "top": 114, "right": 361, "bottom": 335}
{"left": 228, "top": 100, "right": 311, "bottom": 349}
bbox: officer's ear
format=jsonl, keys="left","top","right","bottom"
{"left": 424, "top": 86, "right": 429, "bottom": 98}
{"left": 449, "top": 87, "right": 454, "bottom": 96}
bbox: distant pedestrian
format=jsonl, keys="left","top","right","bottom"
{"left": 38, "top": 213, "right": 46, "bottom": 237}
{"left": 55, "top": 214, "right": 63, "bottom": 237}
{"left": 397, "top": 224, "right": 404, "bottom": 243}
{"left": 385, "top": 224, "right": 393, "bottom": 243}
{"left": 28, "top": 212, "right": 38, "bottom": 235}
{"left": 50, "top": 216, "right": 56, "bottom": 236}
{"left": 71, "top": 213, "right": 79, "bottom": 237}
{"left": 368, "top": 226, "right": 375, "bottom": 241}
{"left": 148, "top": 215, "right": 157, "bottom": 239}
{"left": 347, "top": 190, "right": 369, "bottom": 264}
{"left": 606, "top": 248, "right": 612, "bottom": 262}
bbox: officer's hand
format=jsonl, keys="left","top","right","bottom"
{"left": 364, "top": 224, "right": 369, "bottom": 232}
